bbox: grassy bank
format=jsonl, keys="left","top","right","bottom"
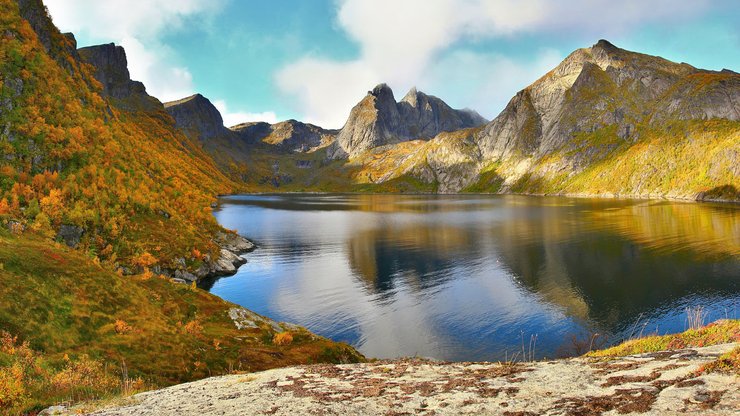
{"left": 588, "top": 319, "right": 740, "bottom": 374}
{"left": 0, "top": 228, "right": 363, "bottom": 414}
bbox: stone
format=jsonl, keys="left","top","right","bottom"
{"left": 174, "top": 269, "right": 197, "bottom": 282}
{"left": 214, "top": 232, "right": 255, "bottom": 253}
{"left": 56, "top": 224, "right": 84, "bottom": 248}
{"left": 38, "top": 405, "right": 67, "bottom": 415}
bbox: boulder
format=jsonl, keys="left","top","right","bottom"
{"left": 174, "top": 269, "right": 197, "bottom": 282}
{"left": 214, "top": 232, "right": 255, "bottom": 253}
{"left": 56, "top": 224, "right": 84, "bottom": 248}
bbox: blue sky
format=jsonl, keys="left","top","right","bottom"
{"left": 46, "top": 0, "right": 739, "bottom": 128}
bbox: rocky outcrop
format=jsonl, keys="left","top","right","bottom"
{"left": 164, "top": 94, "right": 231, "bottom": 141}
{"left": 55, "top": 224, "right": 84, "bottom": 248}
{"left": 81, "top": 343, "right": 739, "bottom": 415}
{"left": 231, "top": 120, "right": 337, "bottom": 152}
{"left": 329, "top": 84, "right": 487, "bottom": 158}
{"left": 169, "top": 232, "right": 255, "bottom": 283}
{"left": 78, "top": 43, "right": 161, "bottom": 111}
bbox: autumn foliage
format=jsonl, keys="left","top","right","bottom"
{"left": 0, "top": 0, "right": 238, "bottom": 270}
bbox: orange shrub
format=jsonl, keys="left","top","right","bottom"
{"left": 50, "top": 355, "right": 118, "bottom": 394}
{"left": 182, "top": 319, "right": 203, "bottom": 336}
{"left": 114, "top": 319, "right": 132, "bottom": 334}
{"left": 132, "top": 252, "right": 158, "bottom": 268}
{"left": 273, "top": 332, "right": 293, "bottom": 346}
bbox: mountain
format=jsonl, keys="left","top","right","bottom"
{"left": 78, "top": 43, "right": 161, "bottom": 111}
{"left": 165, "top": 93, "right": 233, "bottom": 141}
{"left": 157, "top": 41, "right": 737, "bottom": 200}
{"left": 470, "top": 39, "right": 739, "bottom": 199}
{"left": 231, "top": 119, "right": 337, "bottom": 152}
{"left": 164, "top": 94, "right": 336, "bottom": 154}
{"left": 328, "top": 83, "right": 487, "bottom": 158}
{"left": 478, "top": 39, "right": 739, "bottom": 159}
{"left": 309, "top": 40, "right": 737, "bottom": 198}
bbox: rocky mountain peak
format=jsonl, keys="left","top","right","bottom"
{"left": 77, "top": 42, "right": 160, "bottom": 111}
{"left": 477, "top": 39, "right": 740, "bottom": 161}
{"left": 401, "top": 87, "right": 420, "bottom": 106}
{"left": 593, "top": 39, "right": 617, "bottom": 51}
{"left": 78, "top": 44, "right": 131, "bottom": 93}
{"left": 330, "top": 84, "right": 487, "bottom": 158}
{"left": 164, "top": 94, "right": 226, "bottom": 140}
{"left": 370, "top": 83, "right": 393, "bottom": 97}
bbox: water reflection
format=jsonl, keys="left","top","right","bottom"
{"left": 207, "top": 194, "right": 740, "bottom": 361}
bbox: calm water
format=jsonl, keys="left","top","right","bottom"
{"left": 205, "top": 194, "right": 740, "bottom": 361}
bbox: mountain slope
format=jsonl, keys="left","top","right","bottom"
{"left": 0, "top": 0, "right": 255, "bottom": 272}
{"left": 0, "top": 2, "right": 364, "bottom": 413}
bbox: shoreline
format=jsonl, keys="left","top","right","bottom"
{"left": 72, "top": 338, "right": 740, "bottom": 415}
{"left": 216, "top": 191, "right": 740, "bottom": 205}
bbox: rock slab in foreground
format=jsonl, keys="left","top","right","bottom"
{"left": 85, "top": 343, "right": 739, "bottom": 415}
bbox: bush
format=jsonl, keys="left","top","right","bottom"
{"left": 272, "top": 332, "right": 293, "bottom": 346}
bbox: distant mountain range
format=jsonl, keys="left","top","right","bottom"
{"left": 159, "top": 41, "right": 738, "bottom": 201}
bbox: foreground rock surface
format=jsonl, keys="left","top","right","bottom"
{"left": 85, "top": 343, "right": 738, "bottom": 415}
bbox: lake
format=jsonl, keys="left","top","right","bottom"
{"left": 205, "top": 194, "right": 740, "bottom": 361}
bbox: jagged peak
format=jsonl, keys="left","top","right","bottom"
{"left": 401, "top": 86, "right": 422, "bottom": 107}
{"left": 593, "top": 39, "right": 617, "bottom": 50}
{"left": 163, "top": 93, "right": 208, "bottom": 108}
{"left": 370, "top": 83, "right": 394, "bottom": 97}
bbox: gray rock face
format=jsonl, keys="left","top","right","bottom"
{"left": 164, "top": 94, "right": 229, "bottom": 141}
{"left": 399, "top": 87, "right": 488, "bottom": 139}
{"left": 228, "top": 307, "right": 283, "bottom": 332}
{"left": 231, "top": 120, "right": 337, "bottom": 152}
{"left": 56, "top": 224, "right": 84, "bottom": 248}
{"left": 476, "top": 39, "right": 739, "bottom": 161}
{"left": 331, "top": 84, "right": 487, "bottom": 158}
{"left": 77, "top": 43, "right": 160, "bottom": 111}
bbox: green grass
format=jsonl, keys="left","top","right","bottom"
{"left": 587, "top": 319, "right": 740, "bottom": 358}
{"left": 0, "top": 228, "right": 364, "bottom": 413}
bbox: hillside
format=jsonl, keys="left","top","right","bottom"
{"left": 0, "top": 229, "right": 363, "bottom": 414}
{"left": 0, "top": 1, "right": 364, "bottom": 413}
{"left": 0, "top": 0, "right": 254, "bottom": 275}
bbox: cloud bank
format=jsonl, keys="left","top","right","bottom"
{"left": 213, "top": 100, "right": 278, "bottom": 127}
{"left": 277, "top": 0, "right": 710, "bottom": 128}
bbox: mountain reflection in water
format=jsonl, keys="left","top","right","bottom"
{"left": 204, "top": 194, "right": 739, "bottom": 361}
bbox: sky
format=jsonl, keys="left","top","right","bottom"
{"left": 45, "top": 0, "right": 739, "bottom": 129}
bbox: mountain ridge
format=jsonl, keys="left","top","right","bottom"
{"left": 327, "top": 83, "right": 488, "bottom": 158}
{"left": 159, "top": 40, "right": 737, "bottom": 201}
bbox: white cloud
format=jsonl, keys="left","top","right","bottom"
{"left": 276, "top": 59, "right": 379, "bottom": 128}
{"left": 44, "top": 0, "right": 224, "bottom": 102}
{"left": 422, "top": 49, "right": 564, "bottom": 119}
{"left": 277, "top": 0, "right": 710, "bottom": 128}
{"left": 213, "top": 100, "right": 278, "bottom": 127}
